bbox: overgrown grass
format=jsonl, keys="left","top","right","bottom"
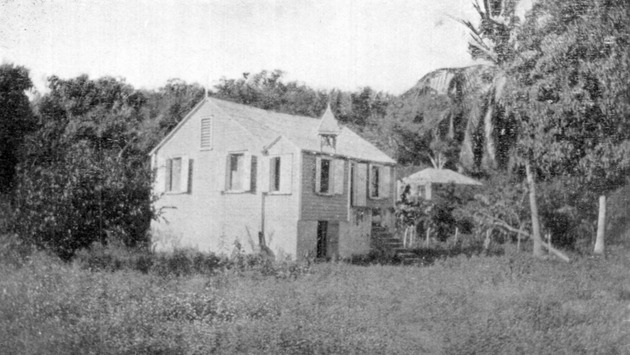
{"left": 1, "top": 243, "right": 629, "bottom": 354}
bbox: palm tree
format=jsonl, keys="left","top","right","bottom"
{"left": 461, "top": 0, "right": 548, "bottom": 257}
{"left": 458, "top": 0, "right": 520, "bottom": 171}
{"left": 390, "top": 1, "right": 521, "bottom": 172}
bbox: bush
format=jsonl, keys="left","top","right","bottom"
{"left": 74, "top": 242, "right": 154, "bottom": 273}
{"left": 72, "top": 242, "right": 311, "bottom": 280}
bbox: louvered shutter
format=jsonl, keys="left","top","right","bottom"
{"left": 187, "top": 159, "right": 194, "bottom": 193}
{"left": 368, "top": 164, "right": 376, "bottom": 198}
{"left": 315, "top": 156, "right": 322, "bottom": 193}
{"left": 180, "top": 156, "right": 190, "bottom": 193}
{"left": 380, "top": 166, "right": 390, "bottom": 198}
{"left": 333, "top": 159, "right": 344, "bottom": 194}
{"left": 279, "top": 154, "right": 293, "bottom": 194}
{"left": 154, "top": 156, "right": 165, "bottom": 194}
{"left": 225, "top": 155, "right": 231, "bottom": 191}
{"left": 354, "top": 163, "right": 367, "bottom": 206}
{"left": 165, "top": 158, "right": 173, "bottom": 192}
{"left": 242, "top": 153, "right": 252, "bottom": 192}
{"left": 171, "top": 158, "right": 182, "bottom": 192}
{"left": 200, "top": 117, "right": 212, "bottom": 149}
{"left": 250, "top": 155, "right": 257, "bottom": 193}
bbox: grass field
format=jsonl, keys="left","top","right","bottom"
{"left": 1, "top": 243, "right": 629, "bottom": 354}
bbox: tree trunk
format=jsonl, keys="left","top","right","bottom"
{"left": 517, "top": 224, "right": 523, "bottom": 252}
{"left": 594, "top": 195, "right": 606, "bottom": 255}
{"left": 525, "top": 163, "right": 544, "bottom": 257}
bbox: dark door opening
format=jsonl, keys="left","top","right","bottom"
{"left": 317, "top": 221, "right": 328, "bottom": 258}
{"left": 316, "top": 220, "right": 339, "bottom": 259}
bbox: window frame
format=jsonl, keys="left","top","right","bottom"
{"left": 226, "top": 153, "right": 245, "bottom": 192}
{"left": 320, "top": 158, "right": 332, "bottom": 194}
{"left": 315, "top": 156, "right": 344, "bottom": 196}
{"left": 164, "top": 156, "right": 191, "bottom": 194}
{"left": 368, "top": 164, "right": 391, "bottom": 200}
{"left": 224, "top": 151, "right": 256, "bottom": 194}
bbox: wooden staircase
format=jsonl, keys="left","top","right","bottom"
{"left": 371, "top": 225, "right": 426, "bottom": 265}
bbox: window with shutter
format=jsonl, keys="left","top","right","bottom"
{"left": 226, "top": 153, "right": 256, "bottom": 192}
{"left": 167, "top": 158, "right": 182, "bottom": 192}
{"left": 228, "top": 154, "right": 244, "bottom": 191}
{"left": 316, "top": 156, "right": 333, "bottom": 194}
{"left": 200, "top": 117, "right": 212, "bottom": 149}
{"left": 163, "top": 157, "right": 192, "bottom": 193}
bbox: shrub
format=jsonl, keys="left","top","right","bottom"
{"left": 72, "top": 242, "right": 312, "bottom": 280}
{"left": 74, "top": 242, "right": 154, "bottom": 273}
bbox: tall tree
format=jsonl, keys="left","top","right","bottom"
{"left": 458, "top": 0, "right": 555, "bottom": 256}
{"left": 0, "top": 64, "right": 35, "bottom": 193}
{"left": 388, "top": 0, "right": 522, "bottom": 172}
{"left": 459, "top": 0, "right": 520, "bottom": 170}
{"left": 506, "top": 0, "right": 630, "bottom": 254}
{"left": 14, "top": 75, "right": 152, "bottom": 258}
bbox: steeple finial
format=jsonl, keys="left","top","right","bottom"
{"left": 204, "top": 73, "right": 211, "bottom": 99}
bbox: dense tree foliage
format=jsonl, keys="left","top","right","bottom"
{"left": 213, "top": 69, "right": 328, "bottom": 117}
{"left": 505, "top": 0, "right": 630, "bottom": 252}
{"left": 508, "top": 0, "right": 630, "bottom": 192}
{"left": 13, "top": 76, "right": 152, "bottom": 259}
{"left": 0, "top": 64, "right": 35, "bottom": 193}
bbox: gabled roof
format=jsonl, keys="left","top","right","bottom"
{"left": 152, "top": 97, "right": 394, "bottom": 164}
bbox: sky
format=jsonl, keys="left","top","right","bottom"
{"left": 0, "top": 0, "right": 533, "bottom": 95}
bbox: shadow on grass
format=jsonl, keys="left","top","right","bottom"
{"left": 347, "top": 243, "right": 504, "bottom": 267}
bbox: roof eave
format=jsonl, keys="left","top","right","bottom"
{"left": 301, "top": 149, "right": 396, "bottom": 165}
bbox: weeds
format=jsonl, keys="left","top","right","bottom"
{"left": 1, "top": 242, "right": 629, "bottom": 353}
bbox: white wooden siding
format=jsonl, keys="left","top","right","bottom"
{"left": 151, "top": 100, "right": 301, "bottom": 258}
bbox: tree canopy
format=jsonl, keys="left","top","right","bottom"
{"left": 13, "top": 75, "right": 152, "bottom": 258}
{"left": 0, "top": 64, "right": 35, "bottom": 193}
{"left": 507, "top": 0, "right": 630, "bottom": 194}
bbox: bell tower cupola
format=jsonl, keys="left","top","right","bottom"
{"left": 318, "top": 103, "right": 341, "bottom": 152}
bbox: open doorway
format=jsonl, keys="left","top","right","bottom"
{"left": 316, "top": 221, "right": 339, "bottom": 259}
